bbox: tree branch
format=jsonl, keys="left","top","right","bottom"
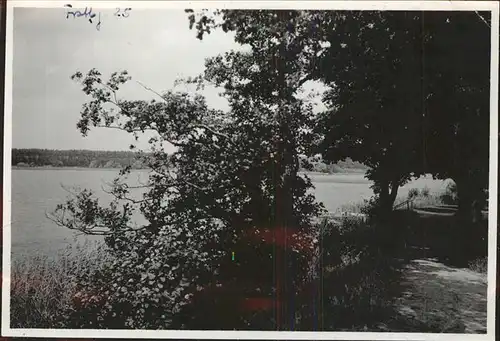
{"left": 94, "top": 124, "right": 186, "bottom": 148}
{"left": 192, "top": 124, "right": 231, "bottom": 139}
{"left": 136, "top": 80, "right": 167, "bottom": 102}
{"left": 136, "top": 80, "right": 231, "bottom": 141}
{"left": 100, "top": 184, "right": 151, "bottom": 205}
{"left": 45, "top": 209, "right": 146, "bottom": 236}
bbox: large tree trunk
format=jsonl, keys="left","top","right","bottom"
{"left": 378, "top": 179, "right": 399, "bottom": 218}
{"left": 389, "top": 180, "right": 399, "bottom": 209}
{"left": 375, "top": 179, "right": 400, "bottom": 254}
{"left": 272, "top": 34, "right": 298, "bottom": 331}
{"left": 457, "top": 181, "right": 473, "bottom": 222}
{"left": 455, "top": 175, "right": 483, "bottom": 225}
{"left": 453, "top": 173, "right": 488, "bottom": 263}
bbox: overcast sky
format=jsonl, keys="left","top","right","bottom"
{"left": 12, "top": 7, "right": 240, "bottom": 152}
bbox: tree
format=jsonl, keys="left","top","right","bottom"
{"left": 312, "top": 11, "right": 490, "bottom": 220}
{"left": 310, "top": 11, "right": 430, "bottom": 216}
{"left": 185, "top": 10, "right": 329, "bottom": 329}
{"left": 187, "top": 10, "right": 424, "bottom": 215}
{"left": 50, "top": 52, "right": 321, "bottom": 327}
{"left": 422, "top": 11, "right": 491, "bottom": 223}
{"left": 190, "top": 10, "right": 491, "bottom": 220}
{"left": 49, "top": 69, "right": 233, "bottom": 328}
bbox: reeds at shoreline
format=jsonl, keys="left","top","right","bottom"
{"left": 10, "top": 240, "right": 109, "bottom": 328}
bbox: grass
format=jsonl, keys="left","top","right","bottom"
{"left": 338, "top": 201, "right": 367, "bottom": 215}
{"left": 412, "top": 194, "right": 445, "bottom": 209}
{"left": 468, "top": 257, "right": 488, "bottom": 274}
{"left": 313, "top": 216, "right": 406, "bottom": 331}
{"left": 10, "top": 240, "right": 109, "bottom": 328}
{"left": 338, "top": 188, "right": 445, "bottom": 216}
{"left": 392, "top": 187, "right": 445, "bottom": 211}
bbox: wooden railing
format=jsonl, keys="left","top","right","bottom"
{"left": 393, "top": 197, "right": 416, "bottom": 211}
{"left": 318, "top": 198, "right": 416, "bottom": 224}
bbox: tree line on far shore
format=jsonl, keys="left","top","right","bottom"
{"left": 11, "top": 148, "right": 147, "bottom": 169}
{"left": 12, "top": 148, "right": 367, "bottom": 173}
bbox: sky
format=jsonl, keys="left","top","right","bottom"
{"left": 12, "top": 7, "right": 241, "bottom": 152}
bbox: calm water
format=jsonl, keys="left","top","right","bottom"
{"left": 10, "top": 169, "right": 450, "bottom": 259}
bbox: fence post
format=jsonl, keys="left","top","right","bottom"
{"left": 407, "top": 201, "right": 410, "bottom": 211}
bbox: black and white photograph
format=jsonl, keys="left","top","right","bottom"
{"left": 2, "top": 1, "right": 498, "bottom": 339}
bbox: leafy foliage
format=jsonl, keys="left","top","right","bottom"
{"left": 188, "top": 10, "right": 491, "bottom": 217}
{"left": 176, "top": 12, "right": 328, "bottom": 328}
{"left": 408, "top": 188, "right": 420, "bottom": 200}
{"left": 50, "top": 69, "right": 236, "bottom": 328}
{"left": 312, "top": 11, "right": 490, "bottom": 215}
{"left": 422, "top": 12, "right": 490, "bottom": 220}
{"left": 51, "top": 53, "right": 323, "bottom": 328}
{"left": 299, "top": 156, "right": 368, "bottom": 174}
{"left": 59, "top": 219, "right": 224, "bottom": 329}
{"left": 312, "top": 217, "right": 402, "bottom": 331}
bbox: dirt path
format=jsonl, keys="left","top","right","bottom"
{"left": 391, "top": 258, "right": 487, "bottom": 333}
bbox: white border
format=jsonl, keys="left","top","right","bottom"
{"left": 2, "top": 0, "right": 13, "bottom": 334}
{"left": 2, "top": 1, "right": 499, "bottom": 340}
{"left": 488, "top": 1, "right": 500, "bottom": 339}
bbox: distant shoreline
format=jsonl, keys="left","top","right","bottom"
{"left": 12, "top": 166, "right": 367, "bottom": 175}
{"left": 12, "top": 149, "right": 369, "bottom": 174}
{"left": 305, "top": 170, "right": 367, "bottom": 175}
{"left": 11, "top": 166, "right": 146, "bottom": 171}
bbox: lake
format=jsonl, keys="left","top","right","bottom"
{"left": 10, "top": 169, "right": 451, "bottom": 260}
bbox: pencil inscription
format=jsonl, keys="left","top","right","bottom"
{"left": 64, "top": 4, "right": 101, "bottom": 31}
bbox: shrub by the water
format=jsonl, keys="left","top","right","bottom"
{"left": 312, "top": 194, "right": 405, "bottom": 329}
{"left": 58, "top": 219, "right": 226, "bottom": 329}
{"left": 172, "top": 231, "right": 315, "bottom": 330}
{"left": 421, "top": 186, "right": 430, "bottom": 197}
{"left": 408, "top": 188, "right": 420, "bottom": 200}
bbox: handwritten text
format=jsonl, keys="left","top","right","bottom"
{"left": 64, "top": 4, "right": 101, "bottom": 31}
{"left": 115, "top": 8, "right": 132, "bottom": 18}
{"left": 64, "top": 5, "right": 132, "bottom": 31}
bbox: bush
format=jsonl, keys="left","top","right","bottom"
{"left": 421, "top": 187, "right": 430, "bottom": 197}
{"left": 173, "top": 226, "right": 316, "bottom": 330}
{"left": 411, "top": 194, "right": 444, "bottom": 209}
{"left": 338, "top": 201, "right": 366, "bottom": 215}
{"left": 58, "top": 219, "right": 226, "bottom": 329}
{"left": 355, "top": 196, "right": 386, "bottom": 221}
{"left": 328, "top": 163, "right": 347, "bottom": 173}
{"left": 468, "top": 257, "right": 487, "bottom": 274}
{"left": 408, "top": 188, "right": 420, "bottom": 200}
{"left": 313, "top": 217, "right": 402, "bottom": 330}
